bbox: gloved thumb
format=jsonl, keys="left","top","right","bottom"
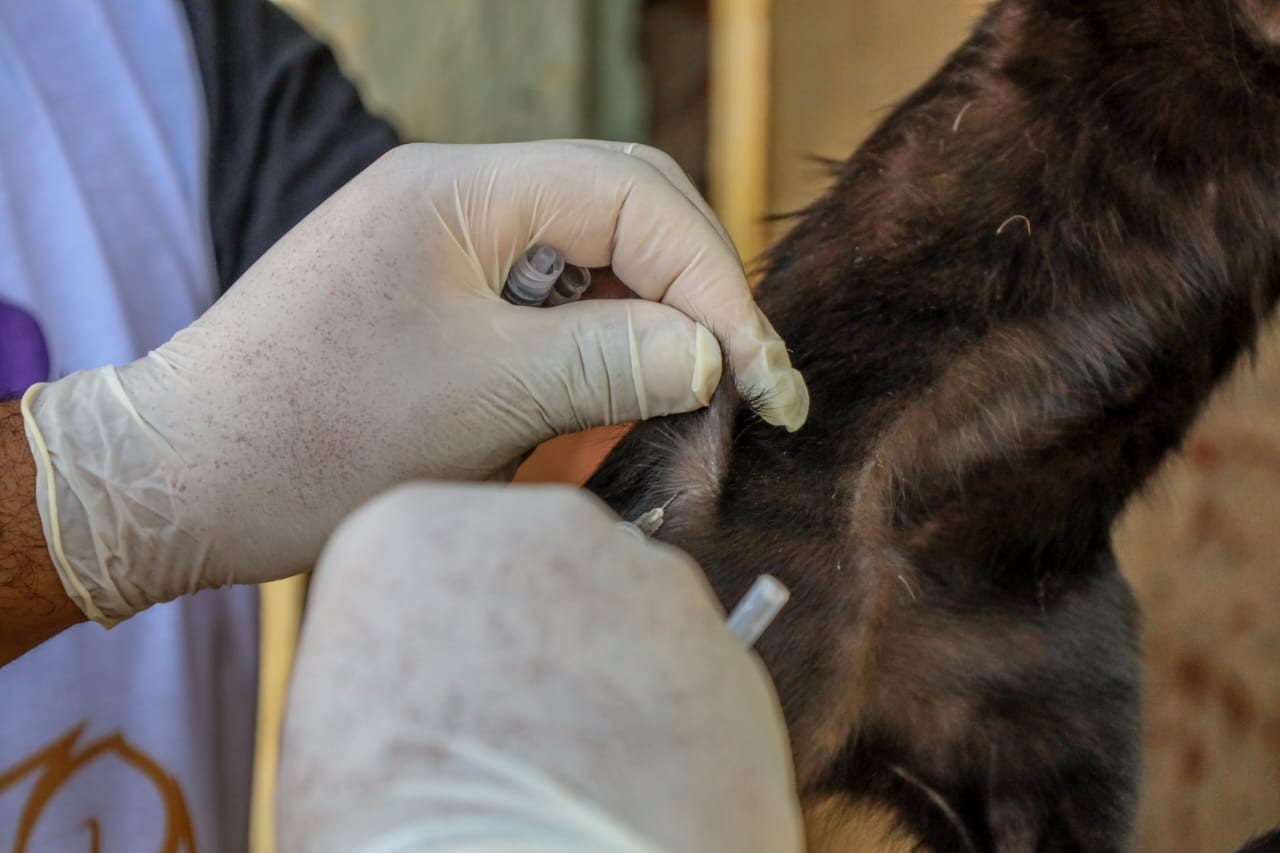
{"left": 515, "top": 298, "right": 724, "bottom": 434}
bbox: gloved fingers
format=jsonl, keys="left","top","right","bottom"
{"left": 558, "top": 139, "right": 736, "bottom": 253}
{"left": 282, "top": 483, "right": 804, "bottom": 853}
{"left": 496, "top": 142, "right": 809, "bottom": 431}
{"left": 513, "top": 298, "right": 724, "bottom": 432}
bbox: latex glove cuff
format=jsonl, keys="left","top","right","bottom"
{"left": 21, "top": 369, "right": 202, "bottom": 625}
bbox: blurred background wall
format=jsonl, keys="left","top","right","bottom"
{"left": 275, "top": 0, "right": 649, "bottom": 144}
{"left": 258, "top": 1, "right": 1280, "bottom": 851}
{"left": 769, "top": 0, "right": 974, "bottom": 229}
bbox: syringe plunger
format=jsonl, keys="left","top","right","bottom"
{"left": 502, "top": 244, "right": 565, "bottom": 306}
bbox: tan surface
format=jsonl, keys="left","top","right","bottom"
{"left": 1116, "top": 331, "right": 1280, "bottom": 852}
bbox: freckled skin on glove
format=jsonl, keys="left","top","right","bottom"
{"left": 20, "top": 140, "right": 808, "bottom": 625}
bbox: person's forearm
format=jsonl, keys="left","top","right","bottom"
{"left": 0, "top": 399, "right": 84, "bottom": 665}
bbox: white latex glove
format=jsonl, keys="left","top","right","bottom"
{"left": 278, "top": 483, "right": 804, "bottom": 853}
{"left": 20, "top": 141, "right": 808, "bottom": 624}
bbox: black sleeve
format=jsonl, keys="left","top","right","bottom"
{"left": 178, "top": 0, "right": 402, "bottom": 293}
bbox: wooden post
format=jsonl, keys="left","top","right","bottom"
{"left": 708, "top": 0, "right": 772, "bottom": 272}
{"left": 249, "top": 575, "right": 306, "bottom": 853}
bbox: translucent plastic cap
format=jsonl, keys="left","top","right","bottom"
{"left": 502, "top": 245, "right": 565, "bottom": 306}
{"left": 726, "top": 575, "right": 790, "bottom": 648}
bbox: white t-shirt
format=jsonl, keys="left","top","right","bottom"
{"left": 0, "top": 1, "right": 259, "bottom": 849}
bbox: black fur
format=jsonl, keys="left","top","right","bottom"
{"left": 1238, "top": 829, "right": 1280, "bottom": 852}
{"left": 588, "top": 1, "right": 1280, "bottom": 849}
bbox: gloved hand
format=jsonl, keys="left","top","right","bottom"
{"left": 278, "top": 483, "right": 804, "bottom": 853}
{"left": 20, "top": 141, "right": 809, "bottom": 624}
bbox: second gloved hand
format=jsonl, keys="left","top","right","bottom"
{"left": 279, "top": 483, "right": 804, "bottom": 853}
{"left": 21, "top": 141, "right": 808, "bottom": 624}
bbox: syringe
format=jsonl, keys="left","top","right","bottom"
{"left": 502, "top": 245, "right": 592, "bottom": 308}
{"left": 614, "top": 493, "right": 679, "bottom": 540}
{"left": 616, "top": 497, "right": 790, "bottom": 649}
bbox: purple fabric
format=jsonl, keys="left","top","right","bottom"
{"left": 0, "top": 300, "right": 50, "bottom": 395}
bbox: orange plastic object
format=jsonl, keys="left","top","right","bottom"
{"left": 513, "top": 424, "right": 633, "bottom": 485}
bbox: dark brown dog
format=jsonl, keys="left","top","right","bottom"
{"left": 589, "top": 1, "right": 1280, "bottom": 849}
